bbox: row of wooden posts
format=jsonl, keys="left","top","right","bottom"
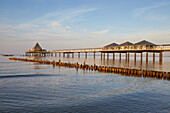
{"left": 9, "top": 57, "right": 170, "bottom": 80}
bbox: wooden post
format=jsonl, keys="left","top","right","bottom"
{"left": 63, "top": 53, "right": 65, "bottom": 57}
{"left": 72, "top": 53, "right": 74, "bottom": 58}
{"left": 113, "top": 53, "right": 115, "bottom": 60}
{"left": 59, "top": 53, "right": 60, "bottom": 57}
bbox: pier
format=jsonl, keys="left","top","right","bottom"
{"left": 25, "top": 40, "right": 170, "bottom": 64}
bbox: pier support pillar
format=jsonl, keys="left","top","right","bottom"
{"left": 101, "top": 53, "right": 102, "bottom": 59}
{"left": 113, "top": 53, "right": 115, "bottom": 60}
{"left": 153, "top": 52, "right": 155, "bottom": 63}
{"left": 94, "top": 52, "right": 95, "bottom": 59}
{"left": 141, "top": 53, "right": 142, "bottom": 62}
{"left": 55, "top": 53, "right": 57, "bottom": 57}
{"left": 146, "top": 52, "right": 148, "bottom": 64}
{"left": 103, "top": 53, "right": 105, "bottom": 59}
{"left": 119, "top": 53, "right": 121, "bottom": 61}
{"left": 51, "top": 53, "right": 53, "bottom": 56}
{"left": 134, "top": 52, "right": 136, "bottom": 63}
{"left": 159, "top": 52, "right": 163, "bottom": 63}
{"left": 59, "top": 53, "right": 61, "bottom": 57}
{"left": 67, "top": 53, "right": 69, "bottom": 58}
{"left": 107, "top": 53, "right": 109, "bottom": 60}
{"left": 128, "top": 53, "right": 130, "bottom": 62}
{"left": 85, "top": 52, "right": 87, "bottom": 58}
{"left": 63, "top": 53, "right": 65, "bottom": 57}
{"left": 78, "top": 52, "right": 80, "bottom": 58}
{"left": 72, "top": 53, "right": 74, "bottom": 58}
{"left": 126, "top": 53, "right": 127, "bottom": 61}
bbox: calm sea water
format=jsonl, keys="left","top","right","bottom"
{"left": 0, "top": 55, "right": 170, "bottom": 113}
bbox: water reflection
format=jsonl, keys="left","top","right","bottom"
{"left": 25, "top": 53, "right": 170, "bottom": 72}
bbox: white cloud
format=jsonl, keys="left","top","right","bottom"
{"left": 92, "top": 29, "right": 110, "bottom": 35}
{"left": 17, "top": 24, "right": 38, "bottom": 28}
{"left": 65, "top": 26, "right": 71, "bottom": 29}
{"left": 30, "top": 7, "right": 98, "bottom": 24}
{"left": 133, "top": 1, "right": 170, "bottom": 21}
{"left": 48, "top": 21, "right": 61, "bottom": 27}
{"left": 0, "top": 24, "right": 39, "bottom": 33}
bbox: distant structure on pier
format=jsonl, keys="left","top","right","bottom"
{"left": 32, "top": 43, "right": 43, "bottom": 51}
{"left": 104, "top": 40, "right": 156, "bottom": 50}
{"left": 25, "top": 42, "right": 48, "bottom": 56}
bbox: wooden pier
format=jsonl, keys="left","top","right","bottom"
{"left": 25, "top": 40, "right": 170, "bottom": 63}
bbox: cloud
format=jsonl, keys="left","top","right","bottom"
{"left": 92, "top": 29, "right": 110, "bottom": 35}
{"left": 24, "top": 7, "right": 97, "bottom": 33}
{"left": 0, "top": 24, "right": 38, "bottom": 33}
{"left": 133, "top": 1, "right": 170, "bottom": 21}
{"left": 65, "top": 26, "right": 71, "bottom": 29}
{"left": 16, "top": 24, "right": 38, "bottom": 28}
{"left": 30, "top": 7, "right": 98, "bottom": 24}
{"left": 48, "top": 21, "right": 61, "bottom": 27}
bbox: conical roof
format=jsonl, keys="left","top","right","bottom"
{"left": 119, "top": 41, "right": 134, "bottom": 46}
{"left": 104, "top": 42, "right": 118, "bottom": 47}
{"left": 134, "top": 40, "right": 155, "bottom": 45}
{"left": 33, "top": 43, "right": 42, "bottom": 50}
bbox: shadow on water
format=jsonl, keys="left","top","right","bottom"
{"left": 0, "top": 74, "right": 65, "bottom": 79}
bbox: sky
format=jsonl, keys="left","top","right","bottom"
{"left": 0, "top": 0, "right": 170, "bottom": 54}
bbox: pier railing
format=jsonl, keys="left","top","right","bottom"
{"left": 51, "top": 45, "right": 170, "bottom": 53}
{"left": 52, "top": 48, "right": 103, "bottom": 53}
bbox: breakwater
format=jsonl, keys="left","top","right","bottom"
{"left": 9, "top": 57, "right": 170, "bottom": 80}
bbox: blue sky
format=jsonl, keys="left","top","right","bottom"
{"left": 0, "top": 0, "right": 170, "bottom": 54}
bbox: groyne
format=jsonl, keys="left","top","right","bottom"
{"left": 9, "top": 57, "right": 170, "bottom": 80}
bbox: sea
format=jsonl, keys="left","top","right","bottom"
{"left": 0, "top": 53, "right": 170, "bottom": 113}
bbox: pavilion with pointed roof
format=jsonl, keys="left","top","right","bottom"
{"left": 104, "top": 43, "right": 118, "bottom": 47}
{"left": 119, "top": 41, "right": 134, "bottom": 46}
{"left": 32, "top": 42, "right": 43, "bottom": 51}
{"left": 134, "top": 40, "right": 155, "bottom": 45}
{"left": 104, "top": 40, "right": 157, "bottom": 50}
{"left": 25, "top": 42, "right": 48, "bottom": 56}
